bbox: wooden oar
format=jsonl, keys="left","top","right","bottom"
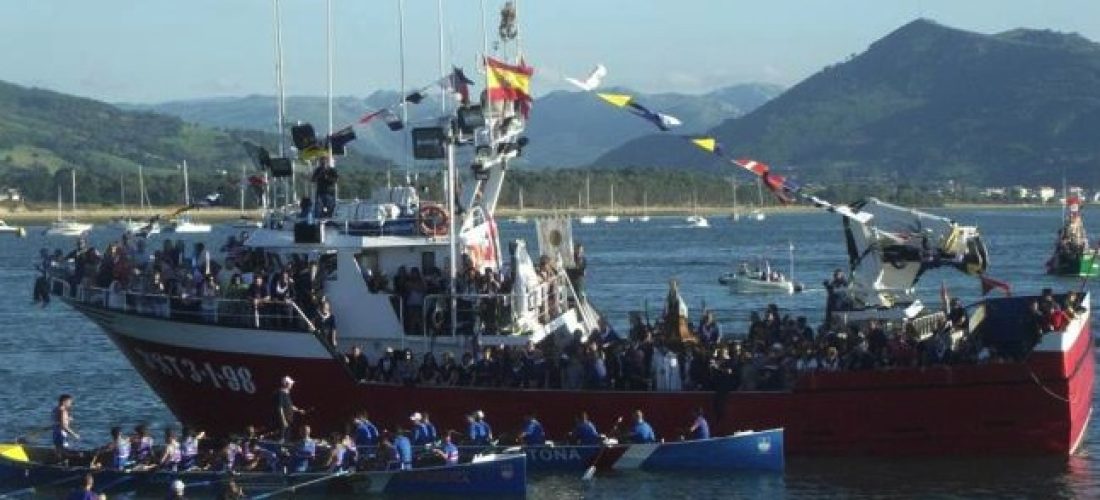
{"left": 94, "top": 474, "right": 136, "bottom": 494}
{"left": 582, "top": 417, "right": 623, "bottom": 481}
{"left": 249, "top": 470, "right": 350, "bottom": 500}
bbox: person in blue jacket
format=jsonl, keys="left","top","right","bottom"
{"left": 688, "top": 408, "right": 711, "bottom": 440}
{"left": 520, "top": 414, "right": 545, "bottom": 446}
{"left": 630, "top": 410, "right": 656, "bottom": 444}
{"left": 572, "top": 412, "right": 602, "bottom": 445}
{"left": 393, "top": 428, "right": 413, "bottom": 470}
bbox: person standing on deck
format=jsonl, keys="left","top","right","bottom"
{"left": 52, "top": 394, "right": 80, "bottom": 461}
{"left": 312, "top": 157, "right": 339, "bottom": 219}
{"left": 274, "top": 376, "right": 305, "bottom": 442}
{"left": 467, "top": 410, "right": 493, "bottom": 446}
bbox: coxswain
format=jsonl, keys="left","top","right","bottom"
{"left": 688, "top": 408, "right": 710, "bottom": 440}
{"left": 432, "top": 432, "right": 459, "bottom": 465}
{"left": 629, "top": 410, "right": 656, "bottom": 444}
{"left": 131, "top": 424, "right": 155, "bottom": 465}
{"left": 571, "top": 412, "right": 602, "bottom": 445}
{"left": 519, "top": 414, "right": 545, "bottom": 446}
{"left": 393, "top": 428, "right": 413, "bottom": 470}
{"left": 274, "top": 376, "right": 305, "bottom": 442}
{"left": 52, "top": 394, "right": 80, "bottom": 461}
{"left": 467, "top": 410, "right": 493, "bottom": 446}
{"left": 180, "top": 428, "right": 205, "bottom": 470}
{"left": 353, "top": 412, "right": 380, "bottom": 457}
{"left": 65, "top": 474, "right": 95, "bottom": 500}
{"left": 410, "top": 413, "right": 430, "bottom": 446}
{"left": 158, "top": 429, "right": 182, "bottom": 471}
{"left": 422, "top": 412, "right": 438, "bottom": 444}
{"left": 292, "top": 425, "right": 317, "bottom": 473}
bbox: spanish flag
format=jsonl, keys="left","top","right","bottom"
{"left": 486, "top": 56, "right": 534, "bottom": 117}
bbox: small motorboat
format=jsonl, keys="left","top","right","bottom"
{"left": 1047, "top": 191, "right": 1099, "bottom": 277}
{"left": 578, "top": 215, "right": 598, "bottom": 224}
{"left": 0, "top": 220, "right": 26, "bottom": 237}
{"left": 0, "top": 444, "right": 526, "bottom": 497}
{"left": 689, "top": 216, "right": 710, "bottom": 228}
{"left": 162, "top": 215, "right": 212, "bottom": 234}
{"left": 44, "top": 220, "right": 92, "bottom": 237}
{"left": 720, "top": 255, "right": 802, "bottom": 294}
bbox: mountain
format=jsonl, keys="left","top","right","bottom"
{"left": 594, "top": 19, "right": 1100, "bottom": 187}
{"left": 130, "top": 83, "right": 782, "bottom": 167}
{"left": 0, "top": 80, "right": 388, "bottom": 205}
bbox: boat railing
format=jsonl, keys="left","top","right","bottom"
{"left": 54, "top": 278, "right": 316, "bottom": 333}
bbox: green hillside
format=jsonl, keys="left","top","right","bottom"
{"left": 0, "top": 80, "right": 390, "bottom": 205}
{"left": 594, "top": 19, "right": 1100, "bottom": 187}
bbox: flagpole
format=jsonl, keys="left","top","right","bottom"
{"left": 480, "top": 0, "right": 492, "bottom": 148}
{"left": 397, "top": 0, "right": 410, "bottom": 183}
{"left": 437, "top": 0, "right": 447, "bottom": 116}
{"left": 272, "top": 0, "right": 286, "bottom": 212}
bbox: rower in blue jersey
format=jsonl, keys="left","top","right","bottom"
{"left": 158, "top": 430, "right": 182, "bottom": 472}
{"left": 326, "top": 432, "right": 356, "bottom": 472}
{"left": 410, "top": 412, "right": 430, "bottom": 446}
{"left": 688, "top": 408, "right": 710, "bottom": 440}
{"left": 130, "top": 424, "right": 154, "bottom": 464}
{"left": 353, "top": 412, "right": 379, "bottom": 455}
{"left": 393, "top": 429, "right": 413, "bottom": 470}
{"left": 243, "top": 439, "right": 280, "bottom": 473}
{"left": 520, "top": 414, "right": 545, "bottom": 446}
{"left": 100, "top": 426, "right": 131, "bottom": 470}
{"left": 179, "top": 428, "right": 204, "bottom": 470}
{"left": 422, "top": 412, "right": 438, "bottom": 443}
{"left": 292, "top": 425, "right": 317, "bottom": 473}
{"left": 467, "top": 410, "right": 493, "bottom": 446}
{"left": 432, "top": 432, "right": 459, "bottom": 465}
{"left": 572, "top": 412, "right": 602, "bottom": 445}
{"left": 630, "top": 410, "right": 656, "bottom": 444}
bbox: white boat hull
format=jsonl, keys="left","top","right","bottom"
{"left": 164, "top": 222, "right": 212, "bottom": 234}
{"left": 45, "top": 222, "right": 93, "bottom": 236}
{"left": 578, "top": 215, "right": 598, "bottom": 224}
{"left": 601, "top": 215, "right": 620, "bottom": 223}
{"left": 719, "top": 272, "right": 796, "bottom": 294}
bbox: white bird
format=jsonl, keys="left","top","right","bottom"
{"left": 565, "top": 64, "right": 607, "bottom": 91}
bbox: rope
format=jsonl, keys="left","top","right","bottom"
{"left": 1025, "top": 365, "right": 1070, "bottom": 403}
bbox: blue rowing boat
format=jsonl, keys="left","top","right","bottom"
{"left": 0, "top": 444, "right": 526, "bottom": 497}
{"left": 465, "top": 428, "right": 784, "bottom": 473}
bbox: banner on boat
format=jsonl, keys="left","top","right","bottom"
{"left": 536, "top": 217, "right": 575, "bottom": 268}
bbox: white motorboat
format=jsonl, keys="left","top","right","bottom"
{"left": 751, "top": 209, "right": 766, "bottom": 222}
{"left": 45, "top": 171, "right": 93, "bottom": 237}
{"left": 0, "top": 220, "right": 26, "bottom": 237}
{"left": 690, "top": 216, "right": 710, "bottom": 228}
{"left": 634, "top": 191, "right": 651, "bottom": 222}
{"left": 719, "top": 247, "right": 802, "bottom": 294}
{"left": 163, "top": 214, "right": 212, "bottom": 234}
{"left": 578, "top": 215, "right": 598, "bottom": 224}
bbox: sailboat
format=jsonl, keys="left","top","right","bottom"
{"left": 509, "top": 188, "right": 528, "bottom": 224}
{"left": 686, "top": 192, "right": 709, "bottom": 228}
{"left": 113, "top": 169, "right": 158, "bottom": 233}
{"left": 45, "top": 170, "right": 93, "bottom": 237}
{"left": 601, "top": 184, "right": 620, "bottom": 223}
{"left": 729, "top": 176, "right": 741, "bottom": 222}
{"left": 230, "top": 163, "right": 262, "bottom": 229}
{"left": 635, "top": 191, "right": 651, "bottom": 222}
{"left": 751, "top": 179, "right": 766, "bottom": 221}
{"left": 162, "top": 160, "right": 212, "bottom": 234}
{"left": 578, "top": 175, "right": 597, "bottom": 224}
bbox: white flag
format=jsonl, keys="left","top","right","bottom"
{"left": 536, "top": 216, "right": 575, "bottom": 268}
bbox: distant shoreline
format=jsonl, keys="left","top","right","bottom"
{"left": 0, "top": 201, "right": 1063, "bottom": 223}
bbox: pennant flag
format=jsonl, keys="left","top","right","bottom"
{"left": 448, "top": 66, "right": 474, "bottom": 105}
{"left": 691, "top": 137, "right": 719, "bottom": 154}
{"left": 597, "top": 92, "right": 633, "bottom": 107}
{"left": 358, "top": 109, "right": 385, "bottom": 125}
{"left": 486, "top": 56, "right": 534, "bottom": 117}
{"left": 382, "top": 109, "right": 404, "bottom": 131}
{"left": 979, "top": 274, "right": 1012, "bottom": 297}
{"left": 404, "top": 91, "right": 425, "bottom": 105}
{"left": 565, "top": 63, "right": 607, "bottom": 91}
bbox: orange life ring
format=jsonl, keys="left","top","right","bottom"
{"left": 419, "top": 205, "right": 450, "bottom": 236}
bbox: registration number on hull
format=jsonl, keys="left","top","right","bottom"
{"left": 132, "top": 347, "right": 256, "bottom": 394}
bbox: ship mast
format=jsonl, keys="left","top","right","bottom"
{"left": 271, "top": 0, "right": 286, "bottom": 211}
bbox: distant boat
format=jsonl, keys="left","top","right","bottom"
{"left": 730, "top": 175, "right": 741, "bottom": 222}
{"left": 719, "top": 245, "right": 802, "bottom": 294}
{"left": 162, "top": 160, "right": 211, "bottom": 234}
{"left": 0, "top": 220, "right": 25, "bottom": 237}
{"left": 509, "top": 188, "right": 528, "bottom": 224}
{"left": 1047, "top": 184, "right": 1099, "bottom": 276}
{"left": 635, "top": 191, "right": 651, "bottom": 222}
{"left": 112, "top": 169, "right": 159, "bottom": 234}
{"left": 45, "top": 170, "right": 93, "bottom": 237}
{"left": 751, "top": 179, "right": 767, "bottom": 221}
{"left": 578, "top": 175, "right": 597, "bottom": 224}
{"left": 686, "top": 191, "right": 707, "bottom": 227}
{"left": 602, "top": 184, "right": 620, "bottom": 223}
{"left": 690, "top": 216, "right": 710, "bottom": 228}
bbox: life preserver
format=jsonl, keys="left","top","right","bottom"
{"left": 418, "top": 205, "right": 449, "bottom": 236}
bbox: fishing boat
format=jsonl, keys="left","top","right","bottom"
{"left": 45, "top": 170, "right": 93, "bottom": 237}
{"left": 471, "top": 428, "right": 783, "bottom": 473}
{"left": 719, "top": 245, "right": 802, "bottom": 294}
{"left": 0, "top": 444, "right": 526, "bottom": 497}
{"left": 0, "top": 220, "right": 26, "bottom": 237}
{"left": 750, "top": 179, "right": 766, "bottom": 221}
{"left": 508, "top": 188, "right": 528, "bottom": 224}
{"left": 602, "top": 184, "right": 620, "bottom": 223}
{"left": 578, "top": 176, "right": 597, "bottom": 224}
{"left": 36, "top": 2, "right": 1093, "bottom": 460}
{"left": 1046, "top": 191, "right": 1099, "bottom": 277}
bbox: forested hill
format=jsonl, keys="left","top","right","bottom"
{"left": 594, "top": 19, "right": 1100, "bottom": 188}
{"left": 0, "top": 80, "right": 388, "bottom": 205}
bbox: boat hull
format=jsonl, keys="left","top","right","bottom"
{"left": 61, "top": 296, "right": 1092, "bottom": 458}
{"left": 1048, "top": 251, "right": 1100, "bottom": 277}
{"left": 718, "top": 273, "right": 796, "bottom": 294}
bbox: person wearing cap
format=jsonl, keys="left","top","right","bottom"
{"left": 410, "top": 413, "right": 430, "bottom": 446}
{"left": 167, "top": 479, "right": 185, "bottom": 499}
{"left": 274, "top": 376, "right": 304, "bottom": 442}
{"left": 519, "top": 414, "right": 545, "bottom": 446}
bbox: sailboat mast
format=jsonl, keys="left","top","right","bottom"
{"left": 120, "top": 173, "right": 126, "bottom": 214}
{"left": 182, "top": 160, "right": 191, "bottom": 206}
{"left": 240, "top": 163, "right": 247, "bottom": 214}
{"left": 71, "top": 169, "right": 77, "bottom": 214}
{"left": 271, "top": 0, "right": 286, "bottom": 211}
{"left": 397, "top": 0, "right": 410, "bottom": 182}
{"left": 139, "top": 165, "right": 146, "bottom": 212}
